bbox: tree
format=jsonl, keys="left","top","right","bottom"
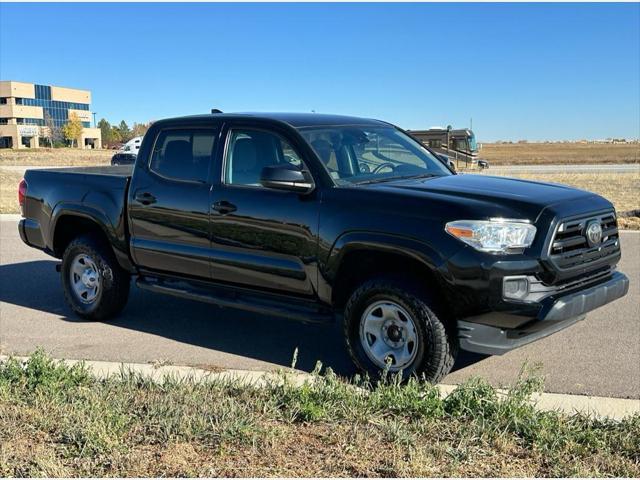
{"left": 110, "top": 126, "right": 122, "bottom": 144}
{"left": 42, "top": 111, "right": 62, "bottom": 148}
{"left": 117, "top": 120, "right": 132, "bottom": 142}
{"left": 97, "top": 118, "right": 112, "bottom": 146}
{"left": 131, "top": 122, "right": 151, "bottom": 138}
{"left": 62, "top": 112, "right": 84, "bottom": 148}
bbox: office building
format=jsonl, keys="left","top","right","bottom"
{"left": 0, "top": 80, "right": 101, "bottom": 149}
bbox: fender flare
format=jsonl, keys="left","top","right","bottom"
{"left": 319, "top": 231, "right": 452, "bottom": 304}
{"left": 49, "top": 203, "right": 134, "bottom": 271}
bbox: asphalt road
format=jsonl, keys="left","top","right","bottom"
{"left": 1, "top": 216, "right": 638, "bottom": 398}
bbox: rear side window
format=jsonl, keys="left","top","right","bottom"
{"left": 150, "top": 129, "right": 217, "bottom": 182}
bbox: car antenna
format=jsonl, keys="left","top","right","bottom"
{"left": 211, "top": 108, "right": 223, "bottom": 114}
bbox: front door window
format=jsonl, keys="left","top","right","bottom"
{"left": 224, "top": 129, "right": 305, "bottom": 187}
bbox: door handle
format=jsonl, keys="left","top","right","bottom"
{"left": 134, "top": 192, "right": 157, "bottom": 205}
{"left": 213, "top": 200, "right": 237, "bottom": 215}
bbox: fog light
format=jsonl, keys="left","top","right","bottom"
{"left": 503, "top": 276, "right": 529, "bottom": 300}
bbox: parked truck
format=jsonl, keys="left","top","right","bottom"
{"left": 17, "top": 112, "right": 629, "bottom": 382}
{"left": 111, "top": 136, "right": 143, "bottom": 165}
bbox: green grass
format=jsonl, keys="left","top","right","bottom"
{"left": 1, "top": 352, "right": 638, "bottom": 477}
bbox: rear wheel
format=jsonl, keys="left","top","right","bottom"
{"left": 61, "top": 234, "right": 130, "bottom": 320}
{"left": 343, "top": 277, "right": 457, "bottom": 383}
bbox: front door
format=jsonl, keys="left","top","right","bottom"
{"left": 209, "top": 126, "right": 320, "bottom": 297}
{"left": 128, "top": 125, "right": 220, "bottom": 279}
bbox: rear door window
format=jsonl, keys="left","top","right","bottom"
{"left": 150, "top": 128, "right": 218, "bottom": 182}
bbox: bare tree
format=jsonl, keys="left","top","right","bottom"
{"left": 43, "top": 111, "right": 62, "bottom": 147}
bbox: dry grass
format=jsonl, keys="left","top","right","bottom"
{"left": 481, "top": 143, "right": 639, "bottom": 166}
{"left": 1, "top": 352, "right": 639, "bottom": 477}
{"left": 0, "top": 148, "right": 111, "bottom": 166}
{"left": 0, "top": 169, "right": 22, "bottom": 214}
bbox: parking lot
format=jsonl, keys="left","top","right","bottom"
{"left": 1, "top": 215, "right": 638, "bottom": 398}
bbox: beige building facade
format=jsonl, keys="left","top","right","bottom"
{"left": 0, "top": 80, "right": 101, "bottom": 149}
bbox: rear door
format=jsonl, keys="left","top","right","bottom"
{"left": 128, "top": 124, "right": 220, "bottom": 278}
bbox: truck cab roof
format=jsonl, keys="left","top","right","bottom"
{"left": 153, "top": 112, "right": 390, "bottom": 129}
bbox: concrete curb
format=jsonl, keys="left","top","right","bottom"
{"left": 2, "top": 355, "right": 638, "bottom": 421}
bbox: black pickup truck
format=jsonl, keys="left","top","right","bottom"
{"left": 18, "top": 113, "right": 629, "bottom": 382}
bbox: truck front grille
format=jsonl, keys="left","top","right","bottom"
{"left": 549, "top": 212, "right": 620, "bottom": 270}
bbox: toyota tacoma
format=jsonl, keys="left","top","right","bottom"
{"left": 17, "top": 113, "right": 629, "bottom": 382}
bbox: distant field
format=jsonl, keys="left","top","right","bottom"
{"left": 0, "top": 148, "right": 112, "bottom": 166}
{"left": 480, "top": 143, "right": 639, "bottom": 166}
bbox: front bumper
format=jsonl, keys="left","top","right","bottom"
{"left": 458, "top": 271, "right": 629, "bottom": 355}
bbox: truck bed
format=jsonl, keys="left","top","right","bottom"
{"left": 21, "top": 165, "right": 133, "bottom": 259}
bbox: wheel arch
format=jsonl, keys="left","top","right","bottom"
{"left": 50, "top": 204, "right": 134, "bottom": 271}
{"left": 325, "top": 232, "right": 453, "bottom": 316}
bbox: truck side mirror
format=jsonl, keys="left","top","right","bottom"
{"left": 436, "top": 153, "right": 456, "bottom": 171}
{"left": 260, "top": 165, "right": 315, "bottom": 194}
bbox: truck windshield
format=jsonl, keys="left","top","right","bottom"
{"left": 468, "top": 133, "right": 478, "bottom": 152}
{"left": 299, "top": 126, "right": 451, "bottom": 184}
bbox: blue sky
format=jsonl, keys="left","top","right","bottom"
{"left": 1, "top": 3, "right": 638, "bottom": 141}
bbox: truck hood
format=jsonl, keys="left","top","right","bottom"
{"left": 362, "top": 173, "right": 604, "bottom": 221}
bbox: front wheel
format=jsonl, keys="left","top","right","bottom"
{"left": 61, "top": 234, "right": 130, "bottom": 320}
{"left": 343, "top": 278, "right": 457, "bottom": 383}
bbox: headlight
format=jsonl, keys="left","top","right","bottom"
{"left": 445, "top": 219, "right": 536, "bottom": 254}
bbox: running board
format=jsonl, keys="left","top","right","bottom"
{"left": 135, "top": 276, "right": 334, "bottom": 324}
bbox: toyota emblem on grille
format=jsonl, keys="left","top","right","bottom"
{"left": 586, "top": 221, "right": 603, "bottom": 247}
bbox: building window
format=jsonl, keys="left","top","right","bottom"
{"left": 34, "top": 84, "right": 52, "bottom": 100}
{"left": 0, "top": 118, "right": 8, "bottom": 125}
{"left": 0, "top": 98, "right": 7, "bottom": 105}
{"left": 15, "top": 118, "right": 43, "bottom": 126}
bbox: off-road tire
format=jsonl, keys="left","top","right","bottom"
{"left": 61, "top": 233, "right": 130, "bottom": 320}
{"left": 343, "top": 277, "right": 457, "bottom": 383}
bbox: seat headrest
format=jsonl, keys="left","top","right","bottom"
{"left": 164, "top": 140, "right": 192, "bottom": 165}
{"left": 233, "top": 138, "right": 258, "bottom": 171}
{"left": 311, "top": 139, "right": 333, "bottom": 164}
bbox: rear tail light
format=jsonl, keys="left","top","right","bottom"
{"left": 18, "top": 179, "right": 27, "bottom": 213}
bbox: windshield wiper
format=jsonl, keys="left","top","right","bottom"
{"left": 355, "top": 173, "right": 439, "bottom": 185}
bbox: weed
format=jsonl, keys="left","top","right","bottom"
{"left": 1, "top": 352, "right": 638, "bottom": 477}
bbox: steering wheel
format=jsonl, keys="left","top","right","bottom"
{"left": 372, "top": 162, "right": 396, "bottom": 174}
